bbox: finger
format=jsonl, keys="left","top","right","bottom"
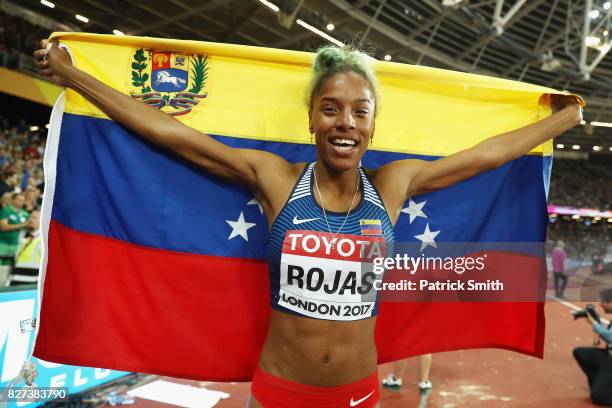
{"left": 33, "top": 49, "right": 47, "bottom": 60}
{"left": 40, "top": 68, "right": 53, "bottom": 77}
{"left": 44, "top": 42, "right": 53, "bottom": 59}
{"left": 40, "top": 39, "right": 48, "bottom": 49}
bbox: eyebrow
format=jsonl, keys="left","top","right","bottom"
{"left": 320, "top": 96, "right": 372, "bottom": 104}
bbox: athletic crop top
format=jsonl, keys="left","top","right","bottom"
{"left": 266, "top": 163, "right": 395, "bottom": 321}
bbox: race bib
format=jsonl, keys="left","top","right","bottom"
{"left": 279, "top": 230, "right": 386, "bottom": 320}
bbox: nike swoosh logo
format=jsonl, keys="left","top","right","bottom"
{"left": 292, "top": 216, "right": 320, "bottom": 225}
{"left": 350, "top": 390, "right": 375, "bottom": 407}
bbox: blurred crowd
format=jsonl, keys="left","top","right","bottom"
{"left": 549, "top": 159, "right": 612, "bottom": 211}
{"left": 0, "top": 10, "right": 50, "bottom": 69}
{"left": 547, "top": 218, "right": 609, "bottom": 262}
{"left": 0, "top": 115, "right": 44, "bottom": 271}
{"left": 547, "top": 159, "right": 611, "bottom": 268}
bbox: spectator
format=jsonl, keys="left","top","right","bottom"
{"left": 552, "top": 241, "right": 568, "bottom": 298}
{"left": 24, "top": 186, "right": 40, "bottom": 212}
{"left": 8, "top": 209, "right": 41, "bottom": 286}
{"left": 0, "top": 193, "right": 11, "bottom": 209}
{"left": 573, "top": 288, "right": 612, "bottom": 406}
{"left": 0, "top": 192, "right": 29, "bottom": 265}
{"left": 0, "top": 169, "right": 15, "bottom": 196}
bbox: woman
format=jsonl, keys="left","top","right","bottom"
{"left": 35, "top": 39, "right": 581, "bottom": 407}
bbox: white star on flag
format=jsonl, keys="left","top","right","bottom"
{"left": 247, "top": 197, "right": 263, "bottom": 215}
{"left": 414, "top": 223, "right": 440, "bottom": 251}
{"left": 226, "top": 212, "right": 256, "bottom": 241}
{"left": 401, "top": 199, "right": 427, "bottom": 223}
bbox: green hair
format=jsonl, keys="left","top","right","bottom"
{"left": 307, "top": 45, "right": 380, "bottom": 116}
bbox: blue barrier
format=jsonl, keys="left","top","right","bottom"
{"left": 0, "top": 288, "right": 129, "bottom": 407}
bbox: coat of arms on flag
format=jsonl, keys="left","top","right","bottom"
{"left": 129, "top": 49, "right": 208, "bottom": 116}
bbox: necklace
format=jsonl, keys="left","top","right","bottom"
{"left": 313, "top": 163, "right": 360, "bottom": 246}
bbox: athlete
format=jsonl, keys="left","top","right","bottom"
{"left": 35, "top": 38, "right": 581, "bottom": 407}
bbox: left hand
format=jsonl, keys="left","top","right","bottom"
{"left": 551, "top": 94, "right": 583, "bottom": 123}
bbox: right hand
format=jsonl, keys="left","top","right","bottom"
{"left": 33, "top": 39, "right": 73, "bottom": 87}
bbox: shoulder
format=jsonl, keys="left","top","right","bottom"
{"left": 245, "top": 150, "right": 302, "bottom": 178}
{"left": 364, "top": 159, "right": 430, "bottom": 224}
{"left": 254, "top": 155, "right": 306, "bottom": 184}
{"left": 252, "top": 160, "right": 309, "bottom": 224}
{"left": 368, "top": 159, "right": 430, "bottom": 198}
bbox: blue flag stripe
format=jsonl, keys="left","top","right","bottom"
{"left": 51, "top": 114, "right": 547, "bottom": 259}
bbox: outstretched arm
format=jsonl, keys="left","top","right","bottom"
{"left": 374, "top": 96, "right": 581, "bottom": 220}
{"left": 34, "top": 40, "right": 291, "bottom": 191}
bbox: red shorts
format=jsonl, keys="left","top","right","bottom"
{"left": 251, "top": 367, "right": 379, "bottom": 408}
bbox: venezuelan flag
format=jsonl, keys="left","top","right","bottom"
{"left": 33, "top": 33, "right": 582, "bottom": 381}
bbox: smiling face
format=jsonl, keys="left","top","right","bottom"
{"left": 309, "top": 71, "right": 375, "bottom": 173}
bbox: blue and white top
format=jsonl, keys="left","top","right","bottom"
{"left": 266, "top": 163, "right": 395, "bottom": 321}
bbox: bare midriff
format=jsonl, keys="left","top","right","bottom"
{"left": 257, "top": 309, "right": 377, "bottom": 386}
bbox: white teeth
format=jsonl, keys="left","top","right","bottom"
{"left": 330, "top": 138, "right": 356, "bottom": 147}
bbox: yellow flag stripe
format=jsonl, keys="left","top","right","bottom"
{"left": 50, "top": 32, "right": 583, "bottom": 157}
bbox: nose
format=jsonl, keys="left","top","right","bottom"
{"left": 335, "top": 109, "right": 356, "bottom": 131}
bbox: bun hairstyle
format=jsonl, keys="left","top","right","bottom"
{"left": 307, "top": 45, "right": 380, "bottom": 116}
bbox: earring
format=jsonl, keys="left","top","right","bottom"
{"left": 309, "top": 128, "right": 314, "bottom": 144}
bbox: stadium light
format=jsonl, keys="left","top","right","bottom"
{"left": 384, "top": 54, "right": 392, "bottom": 61}
{"left": 556, "top": 143, "right": 565, "bottom": 148}
{"left": 608, "top": 218, "right": 612, "bottom": 223}
{"left": 75, "top": 14, "right": 89, "bottom": 23}
{"left": 257, "top": 0, "right": 279, "bottom": 12}
{"left": 609, "top": 146, "right": 612, "bottom": 151}
{"left": 572, "top": 144, "right": 580, "bottom": 149}
{"left": 590, "top": 10, "right": 601, "bottom": 19}
{"left": 113, "top": 29, "right": 124, "bottom": 36}
{"left": 296, "top": 19, "right": 343, "bottom": 47}
{"left": 29, "top": 126, "right": 39, "bottom": 132}
{"left": 593, "top": 145, "right": 602, "bottom": 151}
{"left": 586, "top": 36, "right": 601, "bottom": 47}
{"left": 40, "top": 0, "right": 55, "bottom": 8}
{"left": 605, "top": 2, "right": 611, "bottom": 10}
{"left": 572, "top": 214, "right": 581, "bottom": 220}
{"left": 326, "top": 23, "right": 335, "bottom": 31}
{"left": 591, "top": 121, "right": 612, "bottom": 127}
{"left": 580, "top": 120, "right": 586, "bottom": 124}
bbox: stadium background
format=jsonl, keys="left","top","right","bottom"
{"left": 0, "top": 0, "right": 610, "bottom": 406}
